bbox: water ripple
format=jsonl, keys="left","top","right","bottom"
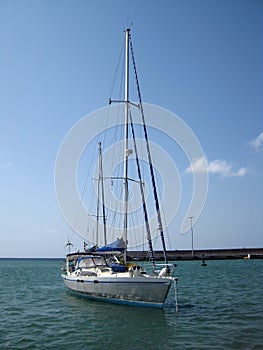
{"left": 0, "top": 259, "right": 262, "bottom": 349}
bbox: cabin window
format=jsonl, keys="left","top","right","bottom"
{"left": 93, "top": 256, "right": 106, "bottom": 266}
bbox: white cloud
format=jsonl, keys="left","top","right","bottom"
{"left": 249, "top": 131, "right": 263, "bottom": 151}
{"left": 0, "top": 162, "right": 12, "bottom": 169}
{"left": 185, "top": 156, "right": 207, "bottom": 173}
{"left": 185, "top": 156, "right": 248, "bottom": 177}
{"left": 234, "top": 167, "right": 248, "bottom": 177}
{"left": 207, "top": 159, "right": 231, "bottom": 176}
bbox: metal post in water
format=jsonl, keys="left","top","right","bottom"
{"left": 190, "top": 216, "right": 194, "bottom": 259}
{"left": 174, "top": 278, "right": 179, "bottom": 313}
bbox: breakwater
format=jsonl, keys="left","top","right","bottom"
{"left": 126, "top": 247, "right": 263, "bottom": 261}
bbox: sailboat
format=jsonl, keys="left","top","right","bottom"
{"left": 61, "top": 28, "right": 177, "bottom": 308}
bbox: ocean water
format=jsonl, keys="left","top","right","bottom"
{"left": 0, "top": 259, "right": 262, "bottom": 350}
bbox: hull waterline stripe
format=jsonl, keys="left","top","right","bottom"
{"left": 67, "top": 289, "right": 164, "bottom": 308}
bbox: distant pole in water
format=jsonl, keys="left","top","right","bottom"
{"left": 201, "top": 254, "right": 207, "bottom": 266}
{"left": 189, "top": 216, "right": 194, "bottom": 258}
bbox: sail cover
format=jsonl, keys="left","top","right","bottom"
{"left": 96, "top": 238, "right": 126, "bottom": 252}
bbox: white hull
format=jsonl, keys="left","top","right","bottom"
{"left": 62, "top": 273, "right": 172, "bottom": 308}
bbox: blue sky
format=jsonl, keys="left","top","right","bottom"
{"left": 0, "top": 0, "right": 262, "bottom": 257}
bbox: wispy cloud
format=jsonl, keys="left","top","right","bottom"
{"left": 185, "top": 156, "right": 248, "bottom": 177}
{"left": 0, "top": 162, "right": 12, "bottom": 169}
{"left": 47, "top": 228, "right": 57, "bottom": 233}
{"left": 249, "top": 131, "right": 263, "bottom": 151}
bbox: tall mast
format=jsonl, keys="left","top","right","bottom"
{"left": 96, "top": 142, "right": 107, "bottom": 247}
{"left": 96, "top": 144, "right": 101, "bottom": 247}
{"left": 123, "top": 28, "right": 130, "bottom": 262}
{"left": 99, "top": 142, "right": 107, "bottom": 246}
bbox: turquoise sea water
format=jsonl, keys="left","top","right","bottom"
{"left": 0, "top": 259, "right": 262, "bottom": 350}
